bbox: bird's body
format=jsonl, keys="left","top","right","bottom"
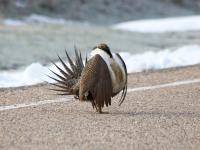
{"left": 47, "top": 44, "right": 127, "bottom": 113}
{"left": 90, "top": 48, "right": 126, "bottom": 94}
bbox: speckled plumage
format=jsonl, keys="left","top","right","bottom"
{"left": 47, "top": 44, "right": 127, "bottom": 113}
{"left": 79, "top": 54, "right": 113, "bottom": 112}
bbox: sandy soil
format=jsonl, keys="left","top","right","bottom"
{"left": 0, "top": 65, "right": 200, "bottom": 149}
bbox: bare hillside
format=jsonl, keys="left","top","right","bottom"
{"left": 1, "top": 0, "right": 200, "bottom": 24}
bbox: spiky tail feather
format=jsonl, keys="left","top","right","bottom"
{"left": 47, "top": 46, "right": 87, "bottom": 96}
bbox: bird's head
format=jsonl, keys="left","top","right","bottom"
{"left": 93, "top": 43, "right": 113, "bottom": 58}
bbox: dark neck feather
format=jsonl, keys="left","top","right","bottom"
{"left": 93, "top": 43, "right": 113, "bottom": 58}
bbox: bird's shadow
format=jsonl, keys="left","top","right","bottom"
{"left": 108, "top": 111, "right": 200, "bottom": 118}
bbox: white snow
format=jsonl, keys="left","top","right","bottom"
{"left": 4, "top": 19, "right": 26, "bottom": 26}
{"left": 112, "top": 16, "right": 200, "bottom": 33}
{"left": 3, "top": 15, "right": 200, "bottom": 32}
{"left": 3, "top": 14, "right": 89, "bottom": 26}
{"left": 119, "top": 45, "right": 200, "bottom": 73}
{"left": 0, "top": 62, "right": 67, "bottom": 88}
{"left": 0, "top": 45, "right": 200, "bottom": 88}
{"left": 24, "top": 14, "right": 67, "bottom": 24}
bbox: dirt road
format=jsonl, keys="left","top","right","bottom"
{"left": 0, "top": 65, "right": 200, "bottom": 149}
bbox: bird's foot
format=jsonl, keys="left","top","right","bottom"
{"left": 74, "top": 95, "right": 79, "bottom": 100}
{"left": 96, "top": 106, "right": 109, "bottom": 114}
{"left": 98, "top": 111, "right": 109, "bottom": 114}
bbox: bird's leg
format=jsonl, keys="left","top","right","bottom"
{"left": 91, "top": 101, "right": 98, "bottom": 111}
{"left": 97, "top": 106, "right": 102, "bottom": 114}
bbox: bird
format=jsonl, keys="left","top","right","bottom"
{"left": 47, "top": 43, "right": 127, "bottom": 113}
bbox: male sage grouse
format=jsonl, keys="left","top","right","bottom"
{"left": 47, "top": 43, "right": 127, "bottom": 113}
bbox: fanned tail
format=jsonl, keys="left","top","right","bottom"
{"left": 47, "top": 46, "right": 86, "bottom": 96}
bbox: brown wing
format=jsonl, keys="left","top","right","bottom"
{"left": 79, "top": 54, "right": 113, "bottom": 107}
{"left": 115, "top": 53, "right": 128, "bottom": 106}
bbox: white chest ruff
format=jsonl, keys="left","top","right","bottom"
{"left": 90, "top": 49, "right": 126, "bottom": 93}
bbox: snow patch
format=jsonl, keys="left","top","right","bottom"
{"left": 24, "top": 14, "right": 67, "bottom": 24}
{"left": 0, "top": 45, "right": 200, "bottom": 88}
{"left": 3, "top": 14, "right": 89, "bottom": 26}
{"left": 4, "top": 19, "right": 26, "bottom": 26}
{"left": 112, "top": 16, "right": 200, "bottom": 33}
{"left": 119, "top": 45, "right": 200, "bottom": 73}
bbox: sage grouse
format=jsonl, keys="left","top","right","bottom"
{"left": 47, "top": 44, "right": 127, "bottom": 113}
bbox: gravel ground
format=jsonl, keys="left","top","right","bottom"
{"left": 0, "top": 24, "right": 200, "bottom": 70}
{"left": 0, "top": 65, "right": 200, "bottom": 149}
